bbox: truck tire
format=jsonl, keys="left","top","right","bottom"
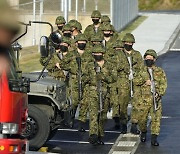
{"left": 22, "top": 105, "right": 50, "bottom": 150}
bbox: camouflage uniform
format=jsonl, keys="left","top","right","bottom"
{"left": 60, "top": 34, "right": 92, "bottom": 109}
{"left": 40, "top": 37, "right": 71, "bottom": 80}
{"left": 84, "top": 10, "right": 103, "bottom": 41}
{"left": 82, "top": 46, "right": 116, "bottom": 144}
{"left": 132, "top": 49, "right": 167, "bottom": 145}
{"left": 68, "top": 20, "right": 82, "bottom": 39}
{"left": 114, "top": 33, "right": 143, "bottom": 133}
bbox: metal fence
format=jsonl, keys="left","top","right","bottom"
{"left": 111, "top": 0, "right": 139, "bottom": 32}
{"left": 9, "top": 0, "right": 138, "bottom": 47}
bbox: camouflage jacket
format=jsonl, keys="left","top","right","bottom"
{"left": 44, "top": 52, "right": 67, "bottom": 79}
{"left": 133, "top": 65, "right": 167, "bottom": 97}
{"left": 84, "top": 24, "right": 103, "bottom": 41}
{"left": 83, "top": 60, "right": 117, "bottom": 90}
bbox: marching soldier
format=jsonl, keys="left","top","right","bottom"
{"left": 132, "top": 49, "right": 167, "bottom": 146}
{"left": 45, "top": 37, "right": 72, "bottom": 81}
{"left": 68, "top": 20, "right": 82, "bottom": 39}
{"left": 112, "top": 33, "right": 143, "bottom": 134}
{"left": 84, "top": 10, "right": 103, "bottom": 41}
{"left": 83, "top": 45, "right": 116, "bottom": 145}
{"left": 60, "top": 34, "right": 92, "bottom": 126}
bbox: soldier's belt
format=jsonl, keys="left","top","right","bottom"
{"left": 54, "top": 77, "right": 66, "bottom": 81}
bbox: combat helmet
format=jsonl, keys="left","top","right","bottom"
{"left": 62, "top": 24, "right": 72, "bottom": 32}
{"left": 0, "top": 0, "right": 20, "bottom": 35}
{"left": 68, "top": 20, "right": 82, "bottom": 31}
{"left": 101, "top": 15, "right": 111, "bottom": 23}
{"left": 101, "top": 23, "right": 112, "bottom": 31}
{"left": 144, "top": 49, "right": 158, "bottom": 59}
{"left": 122, "top": 33, "right": 135, "bottom": 43}
{"left": 55, "top": 16, "right": 66, "bottom": 25}
{"left": 75, "top": 34, "right": 87, "bottom": 42}
{"left": 113, "top": 40, "right": 124, "bottom": 48}
{"left": 91, "top": 34, "right": 103, "bottom": 42}
{"left": 92, "top": 45, "right": 105, "bottom": 54}
{"left": 91, "top": 10, "right": 101, "bottom": 18}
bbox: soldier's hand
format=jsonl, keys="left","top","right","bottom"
{"left": 145, "top": 80, "right": 151, "bottom": 86}
{"left": 56, "top": 63, "right": 61, "bottom": 69}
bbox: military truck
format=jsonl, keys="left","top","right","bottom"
{"left": 13, "top": 21, "right": 74, "bottom": 150}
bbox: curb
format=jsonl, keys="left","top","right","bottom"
{"left": 158, "top": 22, "right": 180, "bottom": 56}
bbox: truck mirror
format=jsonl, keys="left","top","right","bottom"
{"left": 40, "top": 36, "right": 49, "bottom": 57}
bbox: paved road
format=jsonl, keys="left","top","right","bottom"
{"left": 47, "top": 119, "right": 120, "bottom": 154}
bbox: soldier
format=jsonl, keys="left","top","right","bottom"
{"left": 113, "top": 33, "right": 143, "bottom": 134}
{"left": 132, "top": 49, "right": 167, "bottom": 146}
{"left": 54, "top": 16, "right": 66, "bottom": 35}
{"left": 60, "top": 34, "right": 92, "bottom": 125}
{"left": 84, "top": 10, "right": 103, "bottom": 41}
{"left": 68, "top": 20, "right": 82, "bottom": 39}
{"left": 46, "top": 37, "right": 72, "bottom": 81}
{"left": 101, "top": 23, "right": 116, "bottom": 51}
{"left": 100, "top": 15, "right": 117, "bottom": 38}
{"left": 62, "top": 24, "right": 72, "bottom": 38}
{"left": 83, "top": 45, "right": 116, "bottom": 145}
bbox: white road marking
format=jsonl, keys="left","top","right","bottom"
{"left": 57, "top": 128, "right": 121, "bottom": 134}
{"left": 49, "top": 140, "right": 114, "bottom": 145}
{"left": 117, "top": 141, "right": 136, "bottom": 147}
{"left": 112, "top": 152, "right": 131, "bottom": 154}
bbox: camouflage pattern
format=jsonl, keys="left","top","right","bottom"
{"left": 60, "top": 46, "right": 93, "bottom": 108}
{"left": 82, "top": 59, "right": 116, "bottom": 137}
{"left": 68, "top": 20, "right": 82, "bottom": 31}
{"left": 91, "top": 10, "right": 101, "bottom": 18}
{"left": 75, "top": 33, "right": 88, "bottom": 42}
{"left": 122, "top": 33, "right": 135, "bottom": 43}
{"left": 84, "top": 10, "right": 103, "bottom": 41}
{"left": 144, "top": 49, "right": 158, "bottom": 59}
{"left": 55, "top": 16, "right": 66, "bottom": 24}
{"left": 112, "top": 48, "right": 143, "bottom": 125}
{"left": 131, "top": 65, "right": 167, "bottom": 135}
{"left": 101, "top": 15, "right": 111, "bottom": 23}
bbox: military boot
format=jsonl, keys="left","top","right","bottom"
{"left": 151, "top": 134, "right": 159, "bottom": 146}
{"left": 130, "top": 123, "right": 140, "bottom": 135}
{"left": 121, "top": 123, "right": 127, "bottom": 134}
{"left": 140, "top": 132, "right": 147, "bottom": 142}
{"left": 78, "top": 121, "right": 86, "bottom": 132}
{"left": 88, "top": 134, "right": 99, "bottom": 145}
{"left": 113, "top": 117, "right": 120, "bottom": 130}
{"left": 97, "top": 136, "right": 104, "bottom": 145}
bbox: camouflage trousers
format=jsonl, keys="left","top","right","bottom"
{"left": 131, "top": 96, "right": 162, "bottom": 135}
{"left": 78, "top": 86, "right": 90, "bottom": 123}
{"left": 79, "top": 86, "right": 109, "bottom": 137}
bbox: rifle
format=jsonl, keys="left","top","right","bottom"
{"left": 94, "top": 62, "right": 104, "bottom": 136}
{"left": 147, "top": 68, "right": 158, "bottom": 112}
{"left": 76, "top": 57, "right": 83, "bottom": 101}
{"left": 127, "top": 56, "right": 134, "bottom": 98}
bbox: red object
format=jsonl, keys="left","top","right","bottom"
{"left": 0, "top": 70, "right": 28, "bottom": 153}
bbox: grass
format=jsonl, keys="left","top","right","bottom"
{"left": 19, "top": 45, "right": 43, "bottom": 72}
{"left": 118, "top": 16, "right": 148, "bottom": 40}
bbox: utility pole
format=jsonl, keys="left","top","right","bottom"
{"left": 64, "top": 0, "right": 68, "bottom": 22}
{"left": 33, "top": 0, "right": 36, "bottom": 45}
{"left": 75, "top": 0, "right": 78, "bottom": 20}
